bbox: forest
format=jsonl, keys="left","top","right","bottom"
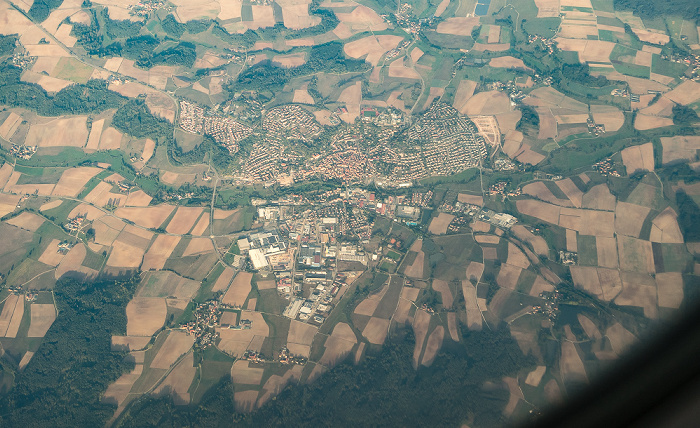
{"left": 0, "top": 63, "right": 125, "bottom": 115}
{"left": 116, "top": 326, "right": 536, "bottom": 427}
{"left": 112, "top": 99, "right": 172, "bottom": 141}
{"left": 235, "top": 41, "right": 370, "bottom": 91}
{"left": 614, "top": 0, "right": 700, "bottom": 23}
{"left": 0, "top": 276, "right": 139, "bottom": 426}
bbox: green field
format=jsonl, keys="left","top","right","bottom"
{"left": 613, "top": 62, "right": 650, "bottom": 78}
{"left": 576, "top": 235, "right": 598, "bottom": 266}
{"left": 651, "top": 54, "right": 688, "bottom": 78}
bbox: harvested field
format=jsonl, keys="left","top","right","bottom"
{"left": 126, "top": 297, "right": 166, "bottom": 336}
{"left": 634, "top": 114, "right": 673, "bottom": 130}
{"left": 0, "top": 163, "right": 13, "bottom": 188}
{"left": 103, "top": 364, "right": 143, "bottom": 406}
{"left": 222, "top": 272, "right": 252, "bottom": 307}
{"left": 597, "top": 267, "right": 622, "bottom": 301}
{"left": 25, "top": 116, "right": 88, "bottom": 148}
{"left": 217, "top": 311, "right": 269, "bottom": 356}
{"left": 556, "top": 179, "right": 583, "bottom": 207}
{"left": 165, "top": 207, "right": 203, "bottom": 234}
{"left": 293, "top": 89, "right": 314, "bottom": 104}
{"left": 344, "top": 35, "right": 403, "bottom": 66}
{"left": 234, "top": 390, "right": 259, "bottom": 413}
{"left": 606, "top": 322, "right": 636, "bottom": 356}
{"left": 471, "top": 220, "right": 491, "bottom": 233}
{"left": 457, "top": 193, "right": 483, "bottom": 206}
{"left": 617, "top": 236, "right": 655, "bottom": 274}
{"left": 660, "top": 136, "right": 700, "bottom": 165}
{"left": 512, "top": 225, "right": 549, "bottom": 256}
{"left": 258, "top": 365, "right": 303, "bottom": 406}
{"left": 432, "top": 279, "right": 453, "bottom": 308}
{"left": 404, "top": 239, "right": 425, "bottom": 279}
{"left": 462, "top": 280, "right": 482, "bottom": 330}
{"left": 92, "top": 216, "right": 124, "bottom": 246}
{"left": 664, "top": 80, "right": 700, "bottom": 106}
{"left": 525, "top": 366, "right": 547, "bottom": 387}
{"left": 447, "top": 312, "right": 459, "bottom": 341}
{"left": 335, "top": 5, "right": 387, "bottom": 32}
{"left": 190, "top": 214, "right": 209, "bottom": 236}
{"left": 393, "top": 298, "right": 413, "bottom": 325}
{"left": 231, "top": 360, "right": 264, "bottom": 385}
{"left": 560, "top": 341, "right": 587, "bottom": 383}
{"left": 354, "top": 281, "right": 388, "bottom": 316}
{"left": 631, "top": 28, "right": 669, "bottom": 45}
{"left": 106, "top": 239, "right": 145, "bottom": 268}
{"left": 577, "top": 314, "right": 601, "bottom": 340}
{"left": 56, "top": 243, "right": 96, "bottom": 280}
{"left": 154, "top": 352, "right": 195, "bottom": 405}
{"left": 82, "top": 181, "right": 124, "bottom": 207}
{"left": 621, "top": 143, "right": 655, "bottom": 174}
{"left": 111, "top": 336, "right": 151, "bottom": 352}
{"left": 428, "top": 213, "right": 454, "bottom": 235}
{"left": 337, "top": 81, "right": 362, "bottom": 123}
{"left": 388, "top": 58, "right": 421, "bottom": 79}
{"left": 320, "top": 322, "right": 357, "bottom": 366}
{"left": 137, "top": 270, "right": 200, "bottom": 300}
{"left": 115, "top": 205, "right": 175, "bottom": 229}
{"left": 596, "top": 237, "right": 618, "bottom": 268}
{"left": 287, "top": 320, "right": 317, "bottom": 351}
{"left": 507, "top": 243, "right": 531, "bottom": 269}
{"left": 2, "top": 294, "right": 24, "bottom": 338}
{"left": 591, "top": 105, "right": 624, "bottom": 132}
{"left": 582, "top": 184, "right": 616, "bottom": 211}
{"left": 530, "top": 276, "right": 554, "bottom": 297}
{"left": 463, "top": 90, "right": 511, "bottom": 116}
{"left": 517, "top": 199, "right": 561, "bottom": 225}
{"left": 570, "top": 266, "right": 604, "bottom": 300}
{"left": 27, "top": 303, "right": 56, "bottom": 338}
{"left": 483, "top": 247, "right": 498, "bottom": 259}
{"left": 0, "top": 112, "right": 22, "bottom": 140}
{"left": 465, "top": 261, "right": 484, "bottom": 283}
{"left": 38, "top": 239, "right": 66, "bottom": 266}
{"left": 489, "top": 56, "right": 532, "bottom": 71}
{"left": 0, "top": 295, "right": 19, "bottom": 336}
{"left": 420, "top": 326, "right": 444, "bottom": 367}
{"left": 497, "top": 264, "right": 522, "bottom": 290}
{"left": 4, "top": 171, "right": 56, "bottom": 196}
{"left": 614, "top": 202, "right": 650, "bottom": 238}
{"left": 437, "top": 17, "right": 480, "bottom": 36}
{"left": 256, "top": 279, "right": 276, "bottom": 290}
{"left": 475, "top": 235, "right": 500, "bottom": 244}
{"left": 537, "top": 110, "right": 557, "bottom": 139}
{"left": 125, "top": 190, "right": 152, "bottom": 207}
{"left": 150, "top": 331, "right": 195, "bottom": 369}
{"left": 534, "top": 0, "right": 559, "bottom": 16}
{"left": 213, "top": 208, "right": 238, "bottom": 220}
{"left": 412, "top": 309, "right": 431, "bottom": 367}
{"left": 212, "top": 267, "right": 235, "bottom": 293}
{"left": 6, "top": 212, "right": 44, "bottom": 232}
{"left": 271, "top": 53, "right": 306, "bottom": 68}
{"left": 0, "top": 194, "right": 20, "bottom": 217}
{"left": 453, "top": 79, "right": 478, "bottom": 113}
{"left": 616, "top": 271, "right": 658, "bottom": 319}
{"left": 656, "top": 272, "right": 683, "bottom": 309}
{"left": 650, "top": 207, "right": 684, "bottom": 244}
{"left": 434, "top": 0, "right": 449, "bottom": 16}
{"left": 52, "top": 167, "right": 101, "bottom": 197}
{"left": 141, "top": 235, "right": 180, "bottom": 271}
